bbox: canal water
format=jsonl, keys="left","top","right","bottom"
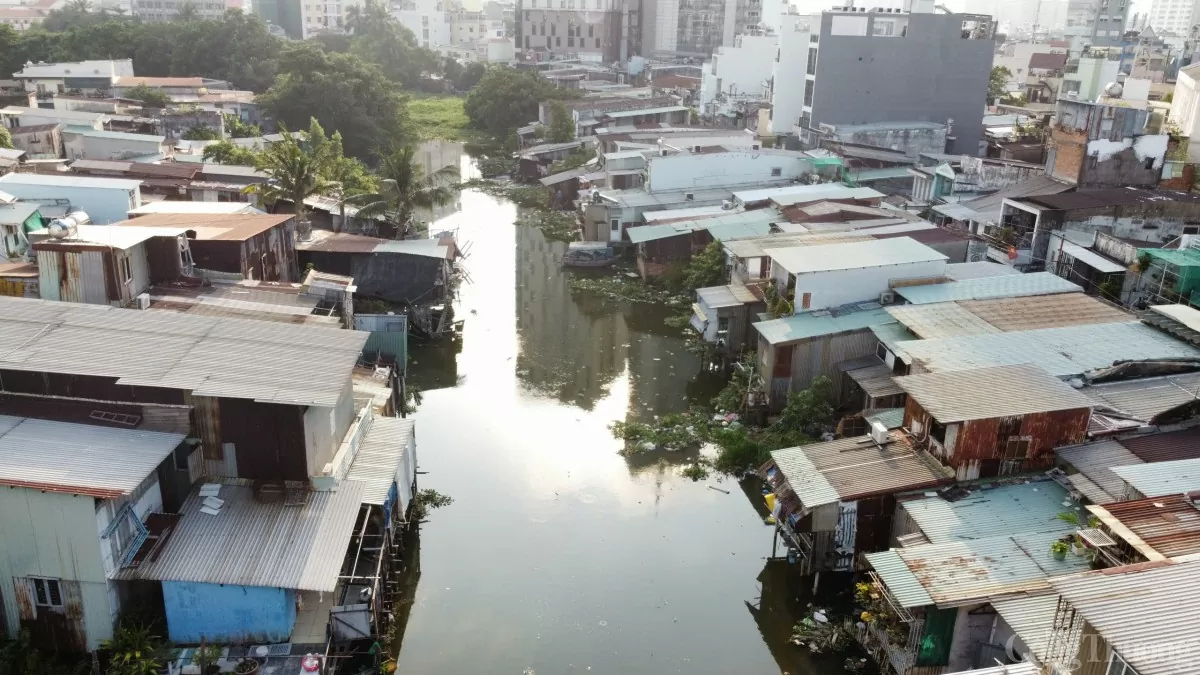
{"left": 397, "top": 149, "right": 846, "bottom": 675}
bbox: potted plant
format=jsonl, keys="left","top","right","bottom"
{"left": 234, "top": 658, "right": 261, "bottom": 675}
{"left": 1050, "top": 540, "right": 1070, "bottom": 561}
{"left": 193, "top": 644, "right": 221, "bottom": 675}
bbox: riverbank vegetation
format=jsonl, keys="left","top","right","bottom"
{"left": 611, "top": 371, "right": 837, "bottom": 474}
{"left": 409, "top": 96, "right": 470, "bottom": 142}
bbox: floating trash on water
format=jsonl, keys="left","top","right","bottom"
{"left": 598, "top": 620, "right": 607, "bottom": 627}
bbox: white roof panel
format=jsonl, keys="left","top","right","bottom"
{"left": 765, "top": 237, "right": 947, "bottom": 274}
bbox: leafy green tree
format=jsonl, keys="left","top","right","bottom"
{"left": 455, "top": 62, "right": 486, "bottom": 91}
{"left": 464, "top": 67, "right": 560, "bottom": 136}
{"left": 0, "top": 126, "right": 11, "bottom": 150}
{"left": 682, "top": 241, "right": 726, "bottom": 290}
{"left": 124, "top": 83, "right": 172, "bottom": 108}
{"left": 181, "top": 124, "right": 220, "bottom": 140}
{"left": 342, "top": 145, "right": 459, "bottom": 239}
{"left": 174, "top": 1, "right": 198, "bottom": 21}
{"left": 258, "top": 42, "right": 410, "bottom": 159}
{"left": 304, "top": 118, "right": 376, "bottom": 194}
{"left": 222, "top": 113, "right": 261, "bottom": 138}
{"left": 202, "top": 139, "right": 257, "bottom": 165}
{"left": 348, "top": 2, "right": 439, "bottom": 88}
{"left": 246, "top": 121, "right": 335, "bottom": 236}
{"left": 776, "top": 376, "right": 836, "bottom": 437}
{"left": 988, "top": 65, "right": 1012, "bottom": 104}
{"left": 442, "top": 57, "right": 463, "bottom": 86}
{"left": 546, "top": 99, "right": 574, "bottom": 142}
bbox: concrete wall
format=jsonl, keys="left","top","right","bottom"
{"left": 394, "top": 0, "right": 452, "bottom": 49}
{"left": 303, "top": 377, "right": 356, "bottom": 476}
{"left": 700, "top": 34, "right": 777, "bottom": 106}
{"left": 62, "top": 131, "right": 167, "bottom": 161}
{"left": 828, "top": 123, "right": 947, "bottom": 158}
{"left": 0, "top": 182, "right": 140, "bottom": 224}
{"left": 810, "top": 11, "right": 993, "bottom": 155}
{"left": 1170, "top": 68, "right": 1200, "bottom": 162}
{"left": 769, "top": 17, "right": 816, "bottom": 133}
{"left": 1047, "top": 100, "right": 1165, "bottom": 188}
{"left": 646, "top": 152, "right": 810, "bottom": 191}
{"left": 162, "top": 582, "right": 296, "bottom": 644}
{"left": 0, "top": 487, "right": 112, "bottom": 650}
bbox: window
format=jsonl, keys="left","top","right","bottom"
{"left": 568, "top": 36, "right": 574, "bottom": 46}
{"left": 595, "top": 37, "right": 600, "bottom": 47}
{"left": 806, "top": 47, "right": 817, "bottom": 74}
{"left": 525, "top": 35, "right": 530, "bottom": 47}
{"left": 588, "top": 24, "right": 593, "bottom": 37}
{"left": 803, "top": 80, "right": 814, "bottom": 107}
{"left": 1003, "top": 437, "right": 1030, "bottom": 460}
{"left": 32, "top": 578, "right": 63, "bottom": 608}
{"left": 119, "top": 256, "right": 132, "bottom": 284}
{"left": 1106, "top": 652, "right": 1140, "bottom": 675}
{"left": 876, "top": 342, "right": 888, "bottom": 361}
{"left": 799, "top": 292, "right": 811, "bottom": 309}
{"left": 770, "top": 167, "right": 782, "bottom": 177}
{"left": 610, "top": 218, "right": 619, "bottom": 231}
{"left": 716, "top": 316, "right": 730, "bottom": 337}
{"left": 550, "top": 23, "right": 555, "bottom": 34}
{"left": 1143, "top": 156, "right": 1155, "bottom": 169}
{"left": 556, "top": 36, "right": 561, "bottom": 46}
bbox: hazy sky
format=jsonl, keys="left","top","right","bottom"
{"left": 788, "top": 0, "right": 1153, "bottom": 24}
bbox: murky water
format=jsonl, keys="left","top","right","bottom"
{"left": 396, "top": 149, "right": 846, "bottom": 675}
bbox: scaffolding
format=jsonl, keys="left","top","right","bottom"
{"left": 1139, "top": 247, "right": 1200, "bottom": 308}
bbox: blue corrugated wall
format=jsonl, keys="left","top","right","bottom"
{"left": 162, "top": 581, "right": 296, "bottom": 644}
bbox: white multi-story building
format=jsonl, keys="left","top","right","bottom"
{"left": 299, "top": 0, "right": 364, "bottom": 38}
{"left": 1146, "top": 0, "right": 1200, "bottom": 36}
{"left": 12, "top": 60, "right": 134, "bottom": 98}
{"left": 394, "top": 0, "right": 453, "bottom": 47}
{"left": 699, "top": 32, "right": 776, "bottom": 108}
{"left": 768, "top": 12, "right": 814, "bottom": 135}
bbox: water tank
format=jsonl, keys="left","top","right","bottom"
{"left": 1104, "top": 81, "right": 1123, "bottom": 98}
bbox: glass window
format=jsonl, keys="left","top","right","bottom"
{"left": 32, "top": 578, "right": 63, "bottom": 608}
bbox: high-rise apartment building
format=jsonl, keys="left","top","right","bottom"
{"left": 132, "top": 0, "right": 243, "bottom": 23}
{"left": 776, "top": 2, "right": 995, "bottom": 155}
{"left": 1145, "top": 0, "right": 1200, "bottom": 36}
{"left": 1064, "top": 0, "right": 1131, "bottom": 46}
{"left": 514, "top": 0, "right": 639, "bottom": 62}
{"left": 641, "top": 0, "right": 760, "bottom": 57}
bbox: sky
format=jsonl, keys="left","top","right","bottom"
{"left": 788, "top": 0, "right": 1154, "bottom": 29}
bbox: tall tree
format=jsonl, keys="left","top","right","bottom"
{"left": 342, "top": 145, "right": 459, "bottom": 239}
{"left": 202, "top": 139, "right": 257, "bottom": 165}
{"left": 546, "top": 99, "right": 574, "bottom": 142}
{"left": 245, "top": 121, "right": 335, "bottom": 238}
{"left": 348, "top": 1, "right": 438, "bottom": 88}
{"left": 464, "top": 67, "right": 571, "bottom": 136}
{"left": 258, "top": 42, "right": 410, "bottom": 159}
{"left": 124, "top": 83, "right": 172, "bottom": 108}
{"left": 222, "top": 113, "right": 261, "bottom": 138}
{"left": 988, "top": 66, "right": 1012, "bottom": 104}
{"left": 0, "top": 126, "right": 12, "bottom": 150}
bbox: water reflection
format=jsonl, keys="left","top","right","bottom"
{"left": 396, "top": 142, "right": 841, "bottom": 675}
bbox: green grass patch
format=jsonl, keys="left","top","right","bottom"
{"left": 409, "top": 95, "right": 470, "bottom": 141}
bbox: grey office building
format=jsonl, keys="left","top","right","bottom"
{"left": 798, "top": 7, "right": 996, "bottom": 155}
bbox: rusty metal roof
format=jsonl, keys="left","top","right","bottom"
{"left": 1081, "top": 372, "right": 1200, "bottom": 423}
{"left": 113, "top": 213, "right": 294, "bottom": 241}
{"left": 121, "top": 479, "right": 366, "bottom": 592}
{"left": 867, "top": 531, "right": 1092, "bottom": 608}
{"left": 0, "top": 296, "right": 366, "bottom": 406}
{"left": 0, "top": 415, "right": 184, "bottom": 497}
{"left": 1087, "top": 494, "right": 1200, "bottom": 561}
{"left": 1050, "top": 559, "right": 1200, "bottom": 675}
{"left": 958, "top": 293, "right": 1132, "bottom": 332}
{"left": 895, "top": 363, "right": 1093, "bottom": 423}
{"left": 769, "top": 432, "right": 950, "bottom": 508}
{"left": 1120, "top": 427, "right": 1200, "bottom": 463}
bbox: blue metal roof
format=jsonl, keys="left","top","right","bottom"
{"left": 899, "top": 479, "right": 1078, "bottom": 545}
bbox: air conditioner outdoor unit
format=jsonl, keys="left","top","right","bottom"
{"left": 868, "top": 420, "right": 888, "bottom": 445}
{"left": 135, "top": 293, "right": 150, "bottom": 310}
{"left": 879, "top": 290, "right": 895, "bottom": 304}
{"left": 721, "top": 200, "right": 735, "bottom": 210}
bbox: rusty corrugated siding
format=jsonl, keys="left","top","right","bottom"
{"left": 0, "top": 277, "right": 37, "bottom": 298}
{"left": 36, "top": 249, "right": 110, "bottom": 305}
{"left": 954, "top": 408, "right": 1091, "bottom": 477}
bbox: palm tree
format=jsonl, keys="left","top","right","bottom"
{"left": 343, "top": 146, "right": 460, "bottom": 239}
{"left": 244, "top": 125, "right": 335, "bottom": 240}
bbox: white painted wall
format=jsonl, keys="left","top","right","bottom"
{"left": 1170, "top": 68, "right": 1200, "bottom": 162}
{"left": 394, "top": 0, "right": 452, "bottom": 48}
{"left": 646, "top": 151, "right": 807, "bottom": 192}
{"left": 0, "top": 181, "right": 141, "bottom": 224}
{"left": 63, "top": 132, "right": 167, "bottom": 161}
{"left": 700, "top": 33, "right": 777, "bottom": 107}
{"left": 770, "top": 13, "right": 814, "bottom": 134}
{"left": 992, "top": 43, "right": 1063, "bottom": 95}
{"left": 771, "top": 259, "right": 948, "bottom": 311}
{"left": 304, "top": 377, "right": 357, "bottom": 477}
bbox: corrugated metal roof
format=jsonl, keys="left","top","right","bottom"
{"left": 895, "top": 272, "right": 1082, "bottom": 304}
{"left": 124, "top": 479, "right": 365, "bottom": 592}
{"left": 627, "top": 209, "right": 776, "bottom": 244}
{"left": 734, "top": 183, "right": 883, "bottom": 205}
{"left": 898, "top": 322, "right": 1200, "bottom": 377}
{"left": 1112, "top": 458, "right": 1200, "bottom": 497}
{"left": 0, "top": 416, "right": 184, "bottom": 497}
{"left": 1057, "top": 441, "right": 1143, "bottom": 505}
{"left": 866, "top": 550, "right": 934, "bottom": 607}
{"left": 895, "top": 364, "right": 1093, "bottom": 423}
{"left": 959, "top": 293, "right": 1132, "bottom": 332}
{"left": 1120, "top": 427, "right": 1200, "bottom": 463}
{"left": 0, "top": 296, "right": 366, "bottom": 406}
{"left": 723, "top": 232, "right": 873, "bottom": 259}
{"left": 1082, "top": 372, "right": 1200, "bottom": 423}
{"left": 345, "top": 417, "right": 415, "bottom": 506}
{"left": 870, "top": 531, "right": 1091, "bottom": 608}
{"left": 1049, "top": 559, "right": 1200, "bottom": 675}
{"left": 0, "top": 172, "right": 143, "bottom": 190}
{"left": 942, "top": 664, "right": 1038, "bottom": 675}
{"left": 128, "top": 201, "right": 264, "bottom": 216}
{"left": 696, "top": 283, "right": 758, "bottom": 309}
{"left": 942, "top": 262, "right": 1023, "bottom": 281}
{"left": 886, "top": 302, "right": 1001, "bottom": 339}
{"left": 765, "top": 237, "right": 947, "bottom": 274}
{"left": 295, "top": 230, "right": 454, "bottom": 259}
{"left": 872, "top": 322, "right": 918, "bottom": 363}
{"left": 845, "top": 362, "right": 904, "bottom": 398}
{"left": 32, "top": 224, "right": 188, "bottom": 250}
{"left": 1059, "top": 241, "right": 1126, "bottom": 274}
{"left": 62, "top": 127, "right": 166, "bottom": 144}
{"left": 771, "top": 432, "right": 950, "bottom": 508}
{"left": 899, "top": 479, "right": 1076, "bottom": 544}
{"left": 991, "top": 595, "right": 1059, "bottom": 662}
{"left": 865, "top": 407, "right": 905, "bottom": 429}
{"left": 1087, "top": 494, "right": 1200, "bottom": 560}
{"left": 753, "top": 307, "right": 893, "bottom": 345}
{"left": 957, "top": 176, "right": 1073, "bottom": 224}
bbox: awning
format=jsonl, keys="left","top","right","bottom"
{"left": 1059, "top": 242, "right": 1126, "bottom": 274}
{"left": 932, "top": 202, "right": 985, "bottom": 222}
{"left": 845, "top": 363, "right": 904, "bottom": 399}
